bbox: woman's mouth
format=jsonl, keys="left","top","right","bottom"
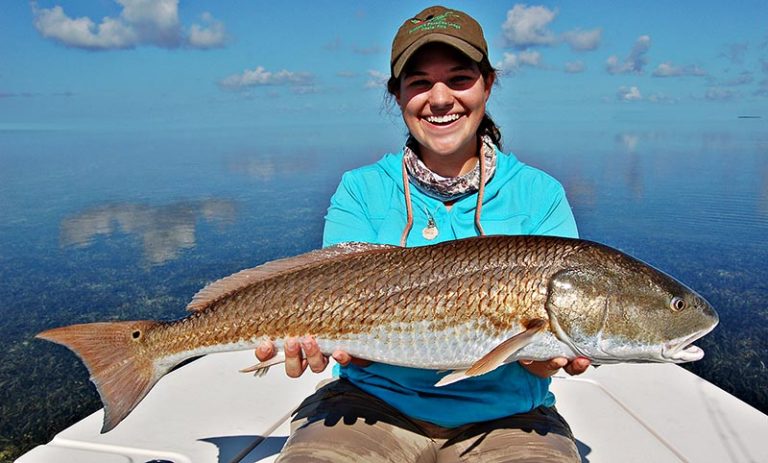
{"left": 424, "top": 114, "right": 461, "bottom": 126}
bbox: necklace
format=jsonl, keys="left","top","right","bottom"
{"left": 422, "top": 207, "right": 438, "bottom": 240}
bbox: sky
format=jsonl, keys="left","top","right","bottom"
{"left": 1, "top": 1, "right": 767, "bottom": 131}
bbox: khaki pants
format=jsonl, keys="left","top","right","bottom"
{"left": 276, "top": 379, "right": 581, "bottom": 463}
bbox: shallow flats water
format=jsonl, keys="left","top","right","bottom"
{"left": 0, "top": 121, "right": 766, "bottom": 459}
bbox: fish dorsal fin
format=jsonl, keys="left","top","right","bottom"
{"left": 186, "top": 242, "right": 396, "bottom": 312}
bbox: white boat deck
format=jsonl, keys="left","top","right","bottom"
{"left": 18, "top": 350, "right": 768, "bottom": 463}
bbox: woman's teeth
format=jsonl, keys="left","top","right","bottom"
{"left": 425, "top": 114, "right": 460, "bottom": 124}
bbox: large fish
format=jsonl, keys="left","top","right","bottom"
{"left": 37, "top": 235, "right": 718, "bottom": 432}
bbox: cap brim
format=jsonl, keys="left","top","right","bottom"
{"left": 392, "top": 34, "right": 484, "bottom": 78}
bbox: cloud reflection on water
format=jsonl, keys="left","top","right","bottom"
{"left": 60, "top": 199, "right": 237, "bottom": 264}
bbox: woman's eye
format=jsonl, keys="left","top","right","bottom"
{"left": 449, "top": 75, "right": 475, "bottom": 88}
{"left": 409, "top": 79, "right": 430, "bottom": 87}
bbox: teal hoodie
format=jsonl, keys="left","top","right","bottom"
{"left": 322, "top": 147, "right": 578, "bottom": 428}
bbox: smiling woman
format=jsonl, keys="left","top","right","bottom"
{"left": 254, "top": 5, "right": 588, "bottom": 462}
{"left": 395, "top": 43, "right": 493, "bottom": 177}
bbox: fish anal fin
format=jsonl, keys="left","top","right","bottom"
{"left": 36, "top": 321, "right": 166, "bottom": 433}
{"left": 186, "top": 242, "right": 396, "bottom": 312}
{"left": 240, "top": 353, "right": 286, "bottom": 377}
{"left": 434, "top": 318, "right": 548, "bottom": 388}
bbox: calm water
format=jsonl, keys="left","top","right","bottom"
{"left": 1, "top": 121, "right": 766, "bottom": 460}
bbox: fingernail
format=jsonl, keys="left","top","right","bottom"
{"left": 286, "top": 338, "right": 297, "bottom": 350}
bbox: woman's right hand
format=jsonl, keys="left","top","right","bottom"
{"left": 255, "top": 336, "right": 369, "bottom": 378}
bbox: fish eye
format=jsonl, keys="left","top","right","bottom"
{"left": 670, "top": 297, "right": 687, "bottom": 312}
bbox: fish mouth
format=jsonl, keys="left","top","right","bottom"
{"left": 662, "top": 343, "right": 704, "bottom": 362}
{"left": 661, "top": 327, "right": 714, "bottom": 363}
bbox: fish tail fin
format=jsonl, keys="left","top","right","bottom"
{"left": 36, "top": 320, "right": 165, "bottom": 433}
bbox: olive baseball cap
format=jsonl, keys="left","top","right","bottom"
{"left": 391, "top": 5, "right": 488, "bottom": 78}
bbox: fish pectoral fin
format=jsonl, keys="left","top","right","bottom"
{"left": 434, "top": 318, "right": 547, "bottom": 388}
{"left": 240, "top": 353, "right": 286, "bottom": 377}
{"left": 434, "top": 368, "right": 471, "bottom": 387}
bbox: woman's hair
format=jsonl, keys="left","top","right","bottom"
{"left": 386, "top": 56, "right": 502, "bottom": 151}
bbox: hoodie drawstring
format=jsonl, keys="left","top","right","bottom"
{"left": 400, "top": 155, "right": 415, "bottom": 247}
{"left": 399, "top": 154, "right": 486, "bottom": 247}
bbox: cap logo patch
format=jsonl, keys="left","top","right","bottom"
{"left": 408, "top": 11, "right": 461, "bottom": 34}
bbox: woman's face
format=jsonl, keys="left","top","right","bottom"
{"left": 397, "top": 43, "right": 493, "bottom": 171}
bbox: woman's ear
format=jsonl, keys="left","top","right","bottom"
{"left": 484, "top": 74, "right": 495, "bottom": 101}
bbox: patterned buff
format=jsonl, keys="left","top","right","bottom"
{"left": 404, "top": 136, "right": 497, "bottom": 202}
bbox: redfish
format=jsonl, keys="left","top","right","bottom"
{"left": 37, "top": 235, "right": 718, "bottom": 432}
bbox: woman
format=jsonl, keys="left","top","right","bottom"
{"left": 257, "top": 5, "right": 590, "bottom": 462}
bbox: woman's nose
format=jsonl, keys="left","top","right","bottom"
{"left": 428, "top": 82, "right": 453, "bottom": 109}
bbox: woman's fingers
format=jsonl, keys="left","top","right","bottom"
{"left": 284, "top": 337, "right": 307, "bottom": 378}
{"left": 520, "top": 357, "right": 593, "bottom": 378}
{"left": 255, "top": 340, "right": 276, "bottom": 362}
{"left": 255, "top": 337, "right": 360, "bottom": 377}
{"left": 564, "top": 357, "right": 591, "bottom": 376}
{"left": 332, "top": 350, "right": 352, "bottom": 366}
{"left": 332, "top": 350, "right": 372, "bottom": 367}
{"left": 302, "top": 336, "right": 329, "bottom": 373}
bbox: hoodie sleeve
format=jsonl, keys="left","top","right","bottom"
{"left": 323, "top": 171, "right": 378, "bottom": 247}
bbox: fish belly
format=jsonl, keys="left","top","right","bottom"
{"left": 311, "top": 320, "right": 576, "bottom": 369}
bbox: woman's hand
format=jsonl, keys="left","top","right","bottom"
{"left": 255, "top": 336, "right": 369, "bottom": 378}
{"left": 520, "top": 357, "right": 591, "bottom": 378}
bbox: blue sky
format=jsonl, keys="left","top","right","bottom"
{"left": 1, "top": 1, "right": 766, "bottom": 131}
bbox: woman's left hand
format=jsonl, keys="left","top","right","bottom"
{"left": 520, "top": 357, "right": 591, "bottom": 378}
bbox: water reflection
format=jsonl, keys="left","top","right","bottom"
{"left": 614, "top": 133, "right": 645, "bottom": 201}
{"left": 225, "top": 150, "right": 321, "bottom": 180}
{"left": 60, "top": 199, "right": 237, "bottom": 264}
{"left": 617, "top": 133, "right": 639, "bottom": 153}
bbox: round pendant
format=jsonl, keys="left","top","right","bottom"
{"left": 422, "top": 225, "right": 438, "bottom": 240}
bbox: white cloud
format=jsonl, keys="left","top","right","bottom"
{"left": 497, "top": 51, "right": 542, "bottom": 74}
{"left": 564, "top": 61, "right": 585, "bottom": 73}
{"left": 188, "top": 12, "right": 227, "bottom": 49}
{"left": 218, "top": 67, "right": 313, "bottom": 90}
{"left": 502, "top": 5, "right": 601, "bottom": 54}
{"left": 353, "top": 45, "right": 383, "bottom": 55}
{"left": 652, "top": 62, "right": 707, "bottom": 77}
{"left": 324, "top": 37, "right": 343, "bottom": 51}
{"left": 721, "top": 71, "right": 754, "bottom": 86}
{"left": 31, "top": 0, "right": 227, "bottom": 50}
{"left": 617, "top": 86, "right": 642, "bottom": 101}
{"left": 719, "top": 42, "right": 748, "bottom": 65}
{"left": 647, "top": 92, "right": 679, "bottom": 104}
{"left": 562, "top": 28, "right": 602, "bottom": 51}
{"left": 364, "top": 70, "right": 389, "bottom": 89}
{"left": 755, "top": 79, "right": 768, "bottom": 97}
{"left": 606, "top": 35, "right": 651, "bottom": 74}
{"left": 290, "top": 86, "right": 321, "bottom": 95}
{"left": 502, "top": 5, "right": 558, "bottom": 49}
{"left": 705, "top": 87, "right": 736, "bottom": 100}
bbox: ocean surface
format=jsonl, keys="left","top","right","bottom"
{"left": 1, "top": 120, "right": 766, "bottom": 460}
